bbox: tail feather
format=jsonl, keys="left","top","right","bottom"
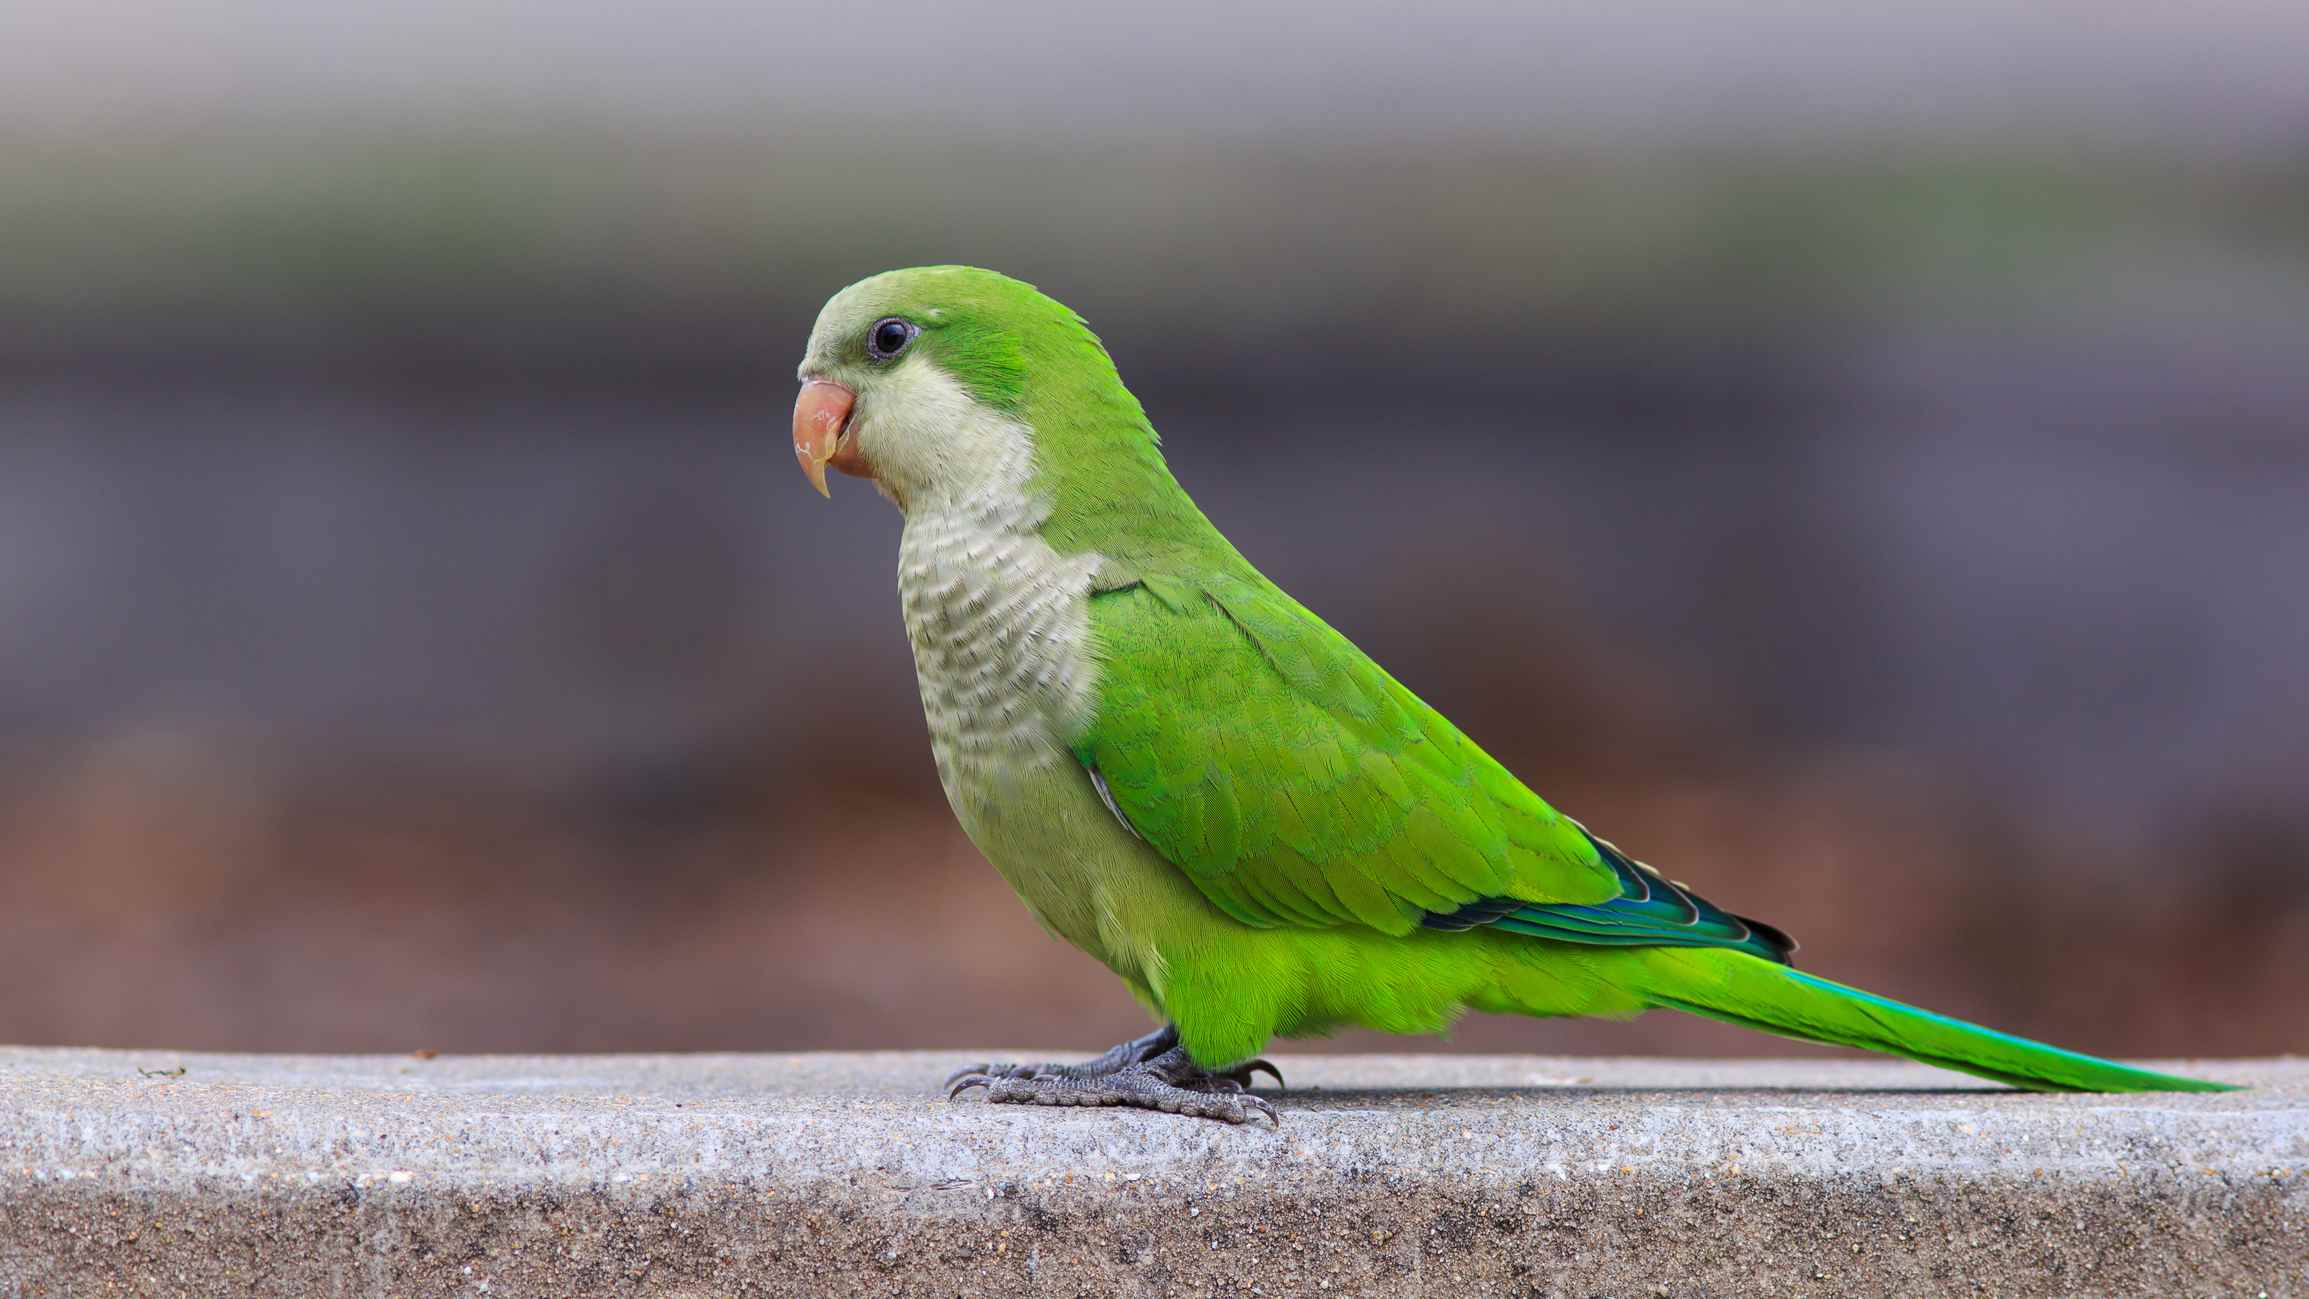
{"left": 1629, "top": 949, "right": 2236, "bottom": 1093}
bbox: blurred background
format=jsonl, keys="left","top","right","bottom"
{"left": 3, "top": 1, "right": 2304, "bottom": 1061}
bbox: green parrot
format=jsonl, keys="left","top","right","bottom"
{"left": 790, "top": 265, "right": 2230, "bottom": 1123}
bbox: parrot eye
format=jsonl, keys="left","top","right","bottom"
{"left": 866, "top": 317, "right": 918, "bottom": 362}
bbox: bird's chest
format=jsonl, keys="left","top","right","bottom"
{"left": 895, "top": 511, "right": 1126, "bottom": 959}
{"left": 895, "top": 509, "right": 1103, "bottom": 819}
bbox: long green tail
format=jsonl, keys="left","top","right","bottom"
{"left": 1627, "top": 948, "right": 2235, "bottom": 1093}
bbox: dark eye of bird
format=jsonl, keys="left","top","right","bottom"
{"left": 868, "top": 317, "right": 916, "bottom": 361}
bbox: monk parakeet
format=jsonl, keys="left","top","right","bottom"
{"left": 790, "top": 265, "right": 2229, "bottom": 1123}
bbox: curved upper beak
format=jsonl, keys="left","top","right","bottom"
{"left": 792, "top": 378, "right": 858, "bottom": 498}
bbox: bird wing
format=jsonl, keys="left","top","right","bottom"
{"left": 1073, "top": 571, "right": 1624, "bottom": 934}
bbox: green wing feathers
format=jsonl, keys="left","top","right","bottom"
{"left": 1077, "top": 574, "right": 1621, "bottom": 933}
{"left": 1075, "top": 569, "right": 2229, "bottom": 1094}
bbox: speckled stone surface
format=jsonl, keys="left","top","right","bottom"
{"left": 0, "top": 1048, "right": 2299, "bottom": 1297}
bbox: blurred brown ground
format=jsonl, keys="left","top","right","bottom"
{"left": 2, "top": 604, "right": 2300, "bottom": 1059}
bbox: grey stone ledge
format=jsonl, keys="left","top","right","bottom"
{"left": 1, "top": 1048, "right": 2301, "bottom": 1298}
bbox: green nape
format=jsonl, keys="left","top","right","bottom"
{"left": 829, "top": 264, "right": 1227, "bottom": 572}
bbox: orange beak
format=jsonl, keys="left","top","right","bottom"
{"left": 792, "top": 378, "right": 859, "bottom": 498}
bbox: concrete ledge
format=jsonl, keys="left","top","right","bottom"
{"left": 0, "top": 1048, "right": 2300, "bottom": 1298}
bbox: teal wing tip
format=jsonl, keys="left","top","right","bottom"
{"left": 1428, "top": 830, "right": 1798, "bottom": 965}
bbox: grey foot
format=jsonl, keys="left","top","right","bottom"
{"left": 944, "top": 1025, "right": 1283, "bottom": 1093}
{"left": 947, "top": 1044, "right": 1281, "bottom": 1126}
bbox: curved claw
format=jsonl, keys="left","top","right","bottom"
{"left": 947, "top": 1072, "right": 994, "bottom": 1099}
{"left": 1225, "top": 1058, "right": 1285, "bottom": 1091}
{"left": 1241, "top": 1094, "right": 1282, "bottom": 1127}
{"left": 947, "top": 1062, "right": 1054, "bottom": 1090}
{"left": 945, "top": 1063, "right": 999, "bottom": 1089}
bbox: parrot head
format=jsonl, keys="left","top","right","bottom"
{"left": 791, "top": 265, "right": 1154, "bottom": 514}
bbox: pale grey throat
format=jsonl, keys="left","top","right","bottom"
{"left": 879, "top": 365, "right": 1104, "bottom": 815}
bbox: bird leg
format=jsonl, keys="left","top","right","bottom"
{"left": 943, "top": 1025, "right": 1283, "bottom": 1092}
{"left": 944, "top": 1024, "right": 1180, "bottom": 1089}
{"left": 948, "top": 1043, "right": 1280, "bottom": 1125}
